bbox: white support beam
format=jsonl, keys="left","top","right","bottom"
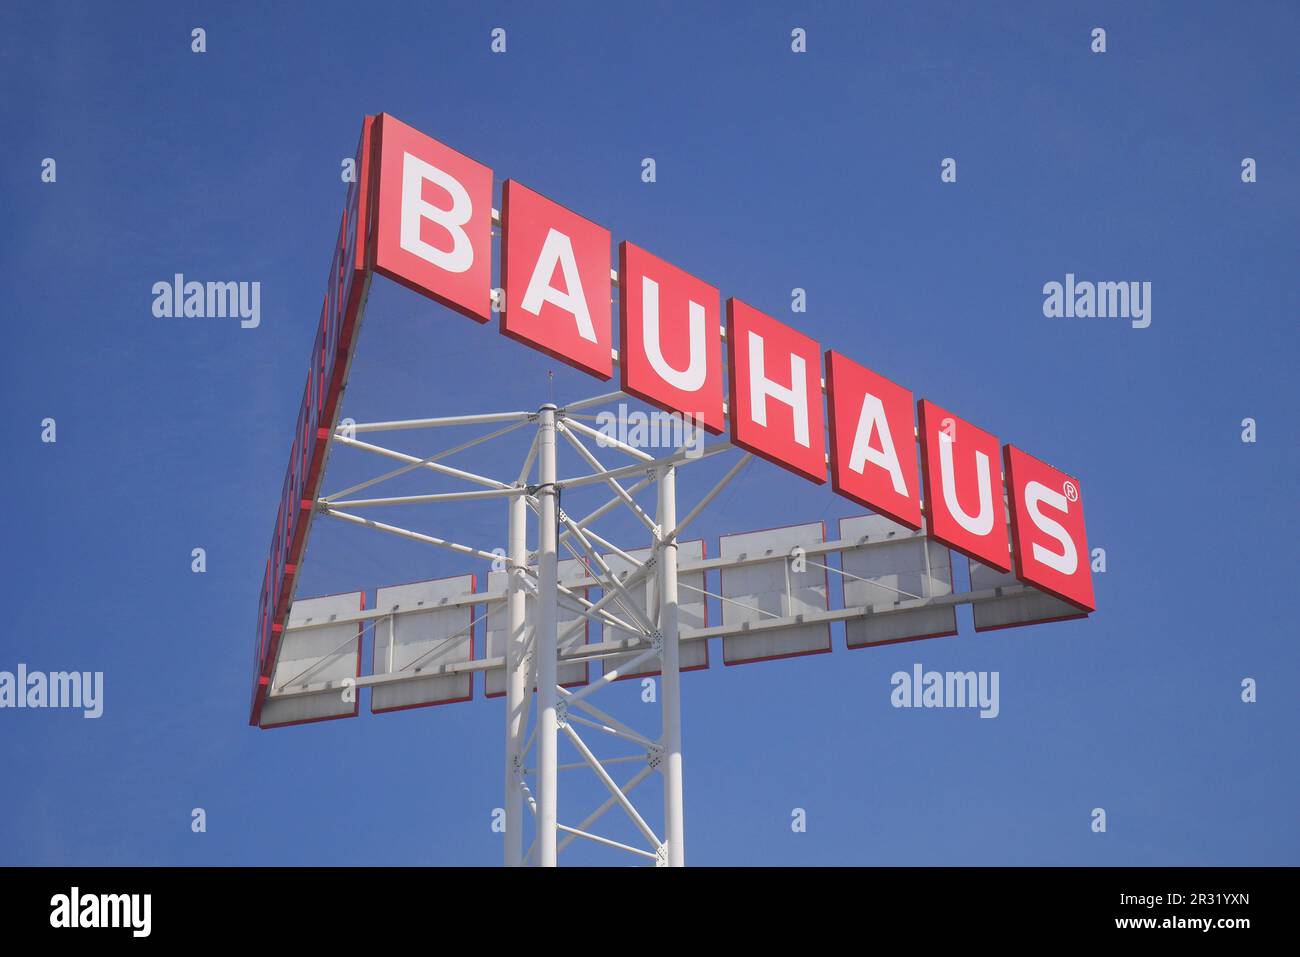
{"left": 557, "top": 423, "right": 658, "bottom": 532}
{"left": 320, "top": 507, "right": 504, "bottom": 564}
{"left": 562, "top": 417, "right": 655, "bottom": 462}
{"left": 558, "top": 512, "right": 657, "bottom": 635}
{"left": 547, "top": 474, "right": 657, "bottom": 562}
{"left": 557, "top": 765, "right": 656, "bottom": 854}
{"left": 324, "top": 419, "right": 528, "bottom": 502}
{"left": 668, "top": 452, "right": 753, "bottom": 543}
{"left": 657, "top": 464, "right": 685, "bottom": 867}
{"left": 504, "top": 490, "right": 528, "bottom": 867}
{"left": 328, "top": 434, "right": 513, "bottom": 492}
{"left": 558, "top": 390, "right": 626, "bottom": 414}
{"left": 327, "top": 486, "right": 522, "bottom": 508}
{"left": 556, "top": 441, "right": 733, "bottom": 491}
{"left": 566, "top": 712, "right": 658, "bottom": 750}
{"left": 569, "top": 523, "right": 645, "bottom": 571}
{"left": 551, "top": 580, "right": 643, "bottom": 637}
{"left": 563, "top": 644, "right": 661, "bottom": 706}
{"left": 562, "top": 693, "right": 656, "bottom": 748}
{"left": 534, "top": 405, "right": 560, "bottom": 867}
{"left": 344, "top": 410, "right": 533, "bottom": 433}
{"left": 555, "top": 823, "right": 658, "bottom": 861}
{"left": 555, "top": 558, "right": 657, "bottom": 646}
{"left": 517, "top": 433, "right": 539, "bottom": 485}
{"left": 561, "top": 723, "right": 661, "bottom": 851}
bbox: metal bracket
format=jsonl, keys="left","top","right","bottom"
{"left": 647, "top": 743, "right": 665, "bottom": 771}
{"left": 555, "top": 698, "right": 568, "bottom": 729}
{"left": 649, "top": 630, "right": 664, "bottom": 656}
{"left": 655, "top": 843, "right": 669, "bottom": 867}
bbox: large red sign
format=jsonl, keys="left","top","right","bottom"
{"left": 726, "top": 299, "right": 826, "bottom": 483}
{"left": 825, "top": 351, "right": 920, "bottom": 529}
{"left": 917, "top": 400, "right": 1011, "bottom": 572}
{"left": 501, "top": 180, "right": 612, "bottom": 379}
{"left": 618, "top": 242, "right": 725, "bottom": 434}
{"left": 251, "top": 113, "right": 1096, "bottom": 726}
{"left": 372, "top": 114, "right": 493, "bottom": 323}
{"left": 1004, "top": 445, "right": 1095, "bottom": 612}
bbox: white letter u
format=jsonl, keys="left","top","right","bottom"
{"left": 938, "top": 432, "right": 994, "bottom": 537}
{"left": 641, "top": 276, "right": 706, "bottom": 392}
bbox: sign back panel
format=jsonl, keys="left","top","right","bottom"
{"left": 719, "top": 522, "right": 831, "bottom": 665}
{"left": 838, "top": 514, "right": 956, "bottom": 647}
{"left": 371, "top": 575, "right": 475, "bottom": 713}
{"left": 260, "top": 591, "right": 364, "bottom": 729}
{"left": 969, "top": 557, "right": 1089, "bottom": 632}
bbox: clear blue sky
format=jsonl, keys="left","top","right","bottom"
{"left": 2, "top": 1, "right": 1296, "bottom": 866}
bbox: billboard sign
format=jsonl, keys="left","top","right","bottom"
{"left": 250, "top": 112, "right": 1096, "bottom": 726}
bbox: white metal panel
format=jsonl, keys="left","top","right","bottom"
{"left": 261, "top": 591, "right": 363, "bottom": 728}
{"left": 719, "top": 522, "right": 831, "bottom": 665}
{"left": 968, "top": 558, "right": 1088, "bottom": 631}
{"left": 484, "top": 557, "right": 590, "bottom": 697}
{"left": 601, "top": 539, "right": 708, "bottom": 679}
{"left": 371, "top": 575, "right": 475, "bottom": 712}
{"left": 839, "top": 514, "right": 957, "bottom": 647}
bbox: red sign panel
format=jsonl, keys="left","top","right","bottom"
{"left": 372, "top": 113, "right": 493, "bottom": 323}
{"left": 1004, "top": 445, "right": 1095, "bottom": 612}
{"left": 501, "top": 180, "right": 612, "bottom": 379}
{"left": 726, "top": 299, "right": 826, "bottom": 484}
{"left": 250, "top": 116, "right": 377, "bottom": 726}
{"left": 618, "top": 242, "right": 724, "bottom": 434}
{"left": 825, "top": 351, "right": 920, "bottom": 529}
{"left": 917, "top": 400, "right": 1010, "bottom": 571}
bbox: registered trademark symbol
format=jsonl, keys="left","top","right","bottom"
{"left": 1063, "top": 480, "right": 1079, "bottom": 502}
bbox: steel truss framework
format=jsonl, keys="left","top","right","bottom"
{"left": 267, "top": 389, "right": 1045, "bottom": 866}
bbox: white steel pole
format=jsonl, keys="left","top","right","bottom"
{"left": 657, "top": 464, "right": 686, "bottom": 866}
{"left": 504, "top": 490, "right": 527, "bottom": 867}
{"left": 535, "top": 405, "right": 560, "bottom": 867}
